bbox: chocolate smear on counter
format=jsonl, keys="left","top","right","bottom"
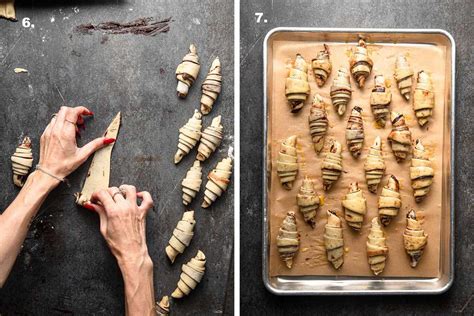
{"left": 75, "top": 17, "right": 172, "bottom": 36}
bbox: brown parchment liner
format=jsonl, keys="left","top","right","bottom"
{"left": 268, "top": 39, "right": 447, "bottom": 278}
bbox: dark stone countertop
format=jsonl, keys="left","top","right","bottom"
{"left": 0, "top": 0, "right": 234, "bottom": 315}
{"left": 241, "top": 0, "right": 473, "bottom": 314}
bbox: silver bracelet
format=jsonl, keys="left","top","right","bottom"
{"left": 35, "top": 165, "right": 70, "bottom": 187}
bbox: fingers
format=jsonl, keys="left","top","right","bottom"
{"left": 137, "top": 191, "right": 154, "bottom": 213}
{"left": 66, "top": 106, "right": 94, "bottom": 124}
{"left": 77, "top": 137, "right": 115, "bottom": 163}
{"left": 55, "top": 106, "right": 68, "bottom": 124}
{"left": 40, "top": 116, "right": 56, "bottom": 159}
{"left": 119, "top": 184, "right": 137, "bottom": 204}
{"left": 83, "top": 202, "right": 108, "bottom": 236}
{"left": 108, "top": 187, "right": 125, "bottom": 203}
{"left": 91, "top": 189, "right": 116, "bottom": 210}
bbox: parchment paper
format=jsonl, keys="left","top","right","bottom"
{"left": 268, "top": 39, "right": 447, "bottom": 278}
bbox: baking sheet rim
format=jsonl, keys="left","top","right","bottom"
{"left": 261, "top": 27, "right": 456, "bottom": 295}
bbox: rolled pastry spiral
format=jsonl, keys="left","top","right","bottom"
{"left": 346, "top": 106, "right": 365, "bottom": 158}
{"left": 155, "top": 296, "right": 170, "bottom": 316}
{"left": 276, "top": 135, "right": 298, "bottom": 190}
{"left": 311, "top": 44, "right": 332, "bottom": 87}
{"left": 364, "top": 136, "right": 385, "bottom": 193}
{"left": 388, "top": 111, "right": 412, "bottom": 162}
{"left": 166, "top": 210, "right": 196, "bottom": 263}
{"left": 321, "top": 140, "right": 343, "bottom": 191}
{"left": 403, "top": 209, "right": 428, "bottom": 268}
{"left": 308, "top": 94, "right": 329, "bottom": 153}
{"left": 181, "top": 160, "right": 202, "bottom": 205}
{"left": 176, "top": 44, "right": 200, "bottom": 98}
{"left": 370, "top": 74, "right": 392, "bottom": 127}
{"left": 174, "top": 110, "right": 202, "bottom": 164}
{"left": 394, "top": 54, "right": 414, "bottom": 101}
{"left": 366, "top": 217, "right": 388, "bottom": 275}
{"left": 296, "top": 177, "right": 320, "bottom": 228}
{"left": 342, "top": 182, "right": 367, "bottom": 231}
{"left": 285, "top": 54, "right": 310, "bottom": 113}
{"left": 330, "top": 67, "right": 352, "bottom": 116}
{"left": 350, "top": 37, "right": 373, "bottom": 88}
{"left": 378, "top": 175, "right": 402, "bottom": 226}
{"left": 413, "top": 70, "right": 435, "bottom": 126}
{"left": 410, "top": 139, "right": 434, "bottom": 202}
{"left": 200, "top": 57, "right": 222, "bottom": 115}
{"left": 171, "top": 250, "right": 206, "bottom": 299}
{"left": 11, "top": 136, "right": 33, "bottom": 187}
{"left": 201, "top": 156, "right": 233, "bottom": 208}
{"left": 197, "top": 115, "right": 223, "bottom": 162}
{"left": 324, "top": 210, "right": 344, "bottom": 270}
{"left": 277, "top": 211, "right": 299, "bottom": 269}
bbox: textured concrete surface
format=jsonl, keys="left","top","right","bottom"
{"left": 241, "top": 0, "right": 473, "bottom": 314}
{"left": 0, "top": 0, "right": 233, "bottom": 315}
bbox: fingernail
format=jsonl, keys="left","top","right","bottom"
{"left": 103, "top": 138, "right": 116, "bottom": 145}
{"left": 83, "top": 203, "right": 95, "bottom": 211}
{"left": 86, "top": 110, "right": 94, "bottom": 116}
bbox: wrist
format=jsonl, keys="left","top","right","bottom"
{"left": 27, "top": 170, "right": 61, "bottom": 193}
{"left": 117, "top": 252, "right": 153, "bottom": 277}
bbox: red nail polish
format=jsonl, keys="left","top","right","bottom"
{"left": 86, "top": 110, "right": 94, "bottom": 116}
{"left": 103, "top": 138, "right": 116, "bottom": 145}
{"left": 83, "top": 203, "right": 95, "bottom": 211}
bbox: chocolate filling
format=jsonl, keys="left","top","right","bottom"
{"left": 75, "top": 17, "right": 172, "bottom": 36}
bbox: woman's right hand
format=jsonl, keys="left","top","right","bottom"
{"left": 85, "top": 185, "right": 154, "bottom": 267}
{"left": 86, "top": 185, "right": 156, "bottom": 315}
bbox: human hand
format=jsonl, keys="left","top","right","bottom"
{"left": 86, "top": 185, "right": 155, "bottom": 315}
{"left": 38, "top": 106, "right": 115, "bottom": 184}
{"left": 86, "top": 185, "right": 154, "bottom": 267}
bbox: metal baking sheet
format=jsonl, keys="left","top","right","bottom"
{"left": 262, "top": 28, "right": 455, "bottom": 295}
